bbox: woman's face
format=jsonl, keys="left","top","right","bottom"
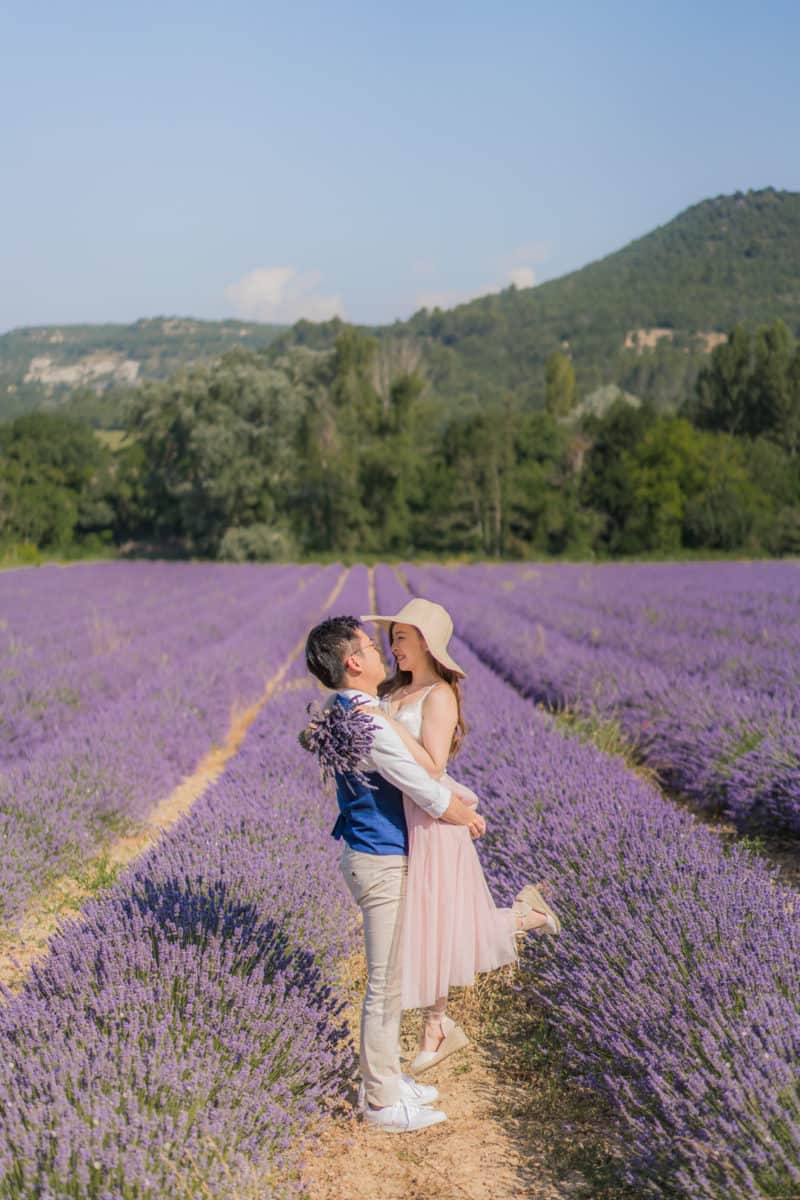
{"left": 391, "top": 623, "right": 428, "bottom": 673}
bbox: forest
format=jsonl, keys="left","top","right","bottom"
{"left": 1, "top": 317, "right": 799, "bottom": 563}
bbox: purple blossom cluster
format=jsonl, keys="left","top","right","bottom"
{"left": 402, "top": 562, "right": 800, "bottom": 834}
{"left": 0, "top": 563, "right": 342, "bottom": 928}
{"left": 0, "top": 567, "right": 368, "bottom": 1198}
{"left": 0, "top": 563, "right": 319, "bottom": 767}
{"left": 299, "top": 700, "right": 378, "bottom": 789}
{"left": 374, "top": 564, "right": 800, "bottom": 1199}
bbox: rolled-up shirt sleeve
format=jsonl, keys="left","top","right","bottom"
{"left": 367, "top": 716, "right": 451, "bottom": 819}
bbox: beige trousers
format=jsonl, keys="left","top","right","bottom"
{"left": 340, "top": 845, "right": 407, "bottom": 1108}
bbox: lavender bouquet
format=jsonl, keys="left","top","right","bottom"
{"left": 299, "top": 698, "right": 379, "bottom": 789}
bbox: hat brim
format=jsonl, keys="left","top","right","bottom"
{"left": 360, "top": 613, "right": 467, "bottom": 678}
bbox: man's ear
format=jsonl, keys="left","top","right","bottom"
{"left": 339, "top": 650, "right": 360, "bottom": 686}
{"left": 346, "top": 652, "right": 364, "bottom": 678}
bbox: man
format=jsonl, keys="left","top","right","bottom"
{"left": 305, "top": 615, "right": 485, "bottom": 1133}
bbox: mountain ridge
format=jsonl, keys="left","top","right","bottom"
{"left": 2, "top": 187, "right": 799, "bottom": 423}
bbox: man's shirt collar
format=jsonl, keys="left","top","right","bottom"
{"left": 338, "top": 687, "right": 377, "bottom": 705}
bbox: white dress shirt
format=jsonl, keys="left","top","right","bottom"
{"left": 335, "top": 688, "right": 451, "bottom": 819}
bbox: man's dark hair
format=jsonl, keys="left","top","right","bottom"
{"left": 305, "top": 615, "right": 363, "bottom": 689}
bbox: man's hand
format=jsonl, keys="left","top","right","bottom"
{"left": 451, "top": 783, "right": 479, "bottom": 809}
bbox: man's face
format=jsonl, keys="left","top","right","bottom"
{"left": 343, "top": 628, "right": 386, "bottom": 691}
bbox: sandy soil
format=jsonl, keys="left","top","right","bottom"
{"left": 300, "top": 952, "right": 632, "bottom": 1200}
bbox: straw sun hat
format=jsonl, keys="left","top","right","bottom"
{"left": 360, "top": 598, "right": 467, "bottom": 678}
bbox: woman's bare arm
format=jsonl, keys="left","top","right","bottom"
{"left": 418, "top": 685, "right": 457, "bottom": 776}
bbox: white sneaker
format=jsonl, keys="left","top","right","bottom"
{"left": 363, "top": 1100, "right": 447, "bottom": 1133}
{"left": 357, "top": 1074, "right": 439, "bottom": 1110}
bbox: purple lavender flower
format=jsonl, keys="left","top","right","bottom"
{"left": 299, "top": 700, "right": 378, "bottom": 790}
{"left": 375, "top": 563, "right": 800, "bottom": 1200}
{"left": 0, "top": 565, "right": 372, "bottom": 1198}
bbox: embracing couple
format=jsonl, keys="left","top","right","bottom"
{"left": 304, "top": 598, "right": 561, "bottom": 1133}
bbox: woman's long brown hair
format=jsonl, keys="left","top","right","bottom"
{"left": 377, "top": 623, "right": 467, "bottom": 758}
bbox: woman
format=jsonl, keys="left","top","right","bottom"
{"left": 360, "top": 597, "right": 561, "bottom": 1074}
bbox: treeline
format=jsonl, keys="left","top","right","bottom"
{"left": 1, "top": 320, "right": 799, "bottom": 562}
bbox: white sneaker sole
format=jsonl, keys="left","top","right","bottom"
{"left": 365, "top": 1111, "right": 447, "bottom": 1133}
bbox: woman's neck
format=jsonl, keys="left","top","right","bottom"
{"left": 409, "top": 665, "right": 440, "bottom": 689}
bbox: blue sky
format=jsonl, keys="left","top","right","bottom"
{"left": 2, "top": 0, "right": 798, "bottom": 333}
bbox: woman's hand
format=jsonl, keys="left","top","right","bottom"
{"left": 468, "top": 812, "right": 486, "bottom": 839}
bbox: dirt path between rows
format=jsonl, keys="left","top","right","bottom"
{"left": 301, "top": 951, "right": 625, "bottom": 1200}
{"left": 0, "top": 566, "right": 349, "bottom": 997}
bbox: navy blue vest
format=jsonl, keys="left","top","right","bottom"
{"left": 331, "top": 695, "right": 408, "bottom": 855}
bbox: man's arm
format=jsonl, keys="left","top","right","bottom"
{"left": 368, "top": 715, "right": 485, "bottom": 835}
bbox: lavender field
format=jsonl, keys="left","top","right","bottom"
{"left": 404, "top": 560, "right": 800, "bottom": 835}
{"left": 1, "top": 560, "right": 799, "bottom": 1199}
{"left": 0, "top": 562, "right": 342, "bottom": 927}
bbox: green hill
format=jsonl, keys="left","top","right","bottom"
{"left": 270, "top": 187, "right": 800, "bottom": 412}
{"left": 394, "top": 185, "right": 800, "bottom": 408}
{"left": 3, "top": 187, "right": 799, "bottom": 424}
{"left": 0, "top": 317, "right": 285, "bottom": 423}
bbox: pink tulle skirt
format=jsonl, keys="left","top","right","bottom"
{"left": 400, "top": 779, "right": 518, "bottom": 1011}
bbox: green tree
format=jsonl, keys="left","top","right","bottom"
{"left": 507, "top": 411, "right": 579, "bottom": 555}
{"left": 688, "top": 320, "right": 800, "bottom": 456}
{"left": 0, "top": 413, "right": 114, "bottom": 550}
{"left": 749, "top": 319, "right": 795, "bottom": 442}
{"left": 682, "top": 436, "right": 770, "bottom": 550}
{"left": 620, "top": 418, "right": 708, "bottom": 552}
{"left": 545, "top": 352, "right": 577, "bottom": 417}
{"left": 689, "top": 324, "right": 752, "bottom": 434}
{"left": 358, "top": 372, "right": 427, "bottom": 554}
{"left": 292, "top": 331, "right": 377, "bottom": 554}
{"left": 620, "top": 418, "right": 771, "bottom": 553}
{"left": 126, "top": 348, "right": 300, "bottom": 556}
{"left": 579, "top": 399, "right": 657, "bottom": 551}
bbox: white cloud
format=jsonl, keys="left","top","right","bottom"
{"left": 508, "top": 265, "right": 536, "bottom": 288}
{"left": 225, "top": 266, "right": 345, "bottom": 324}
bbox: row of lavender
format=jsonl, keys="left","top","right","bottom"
{"left": 0, "top": 568, "right": 367, "bottom": 1198}
{"left": 0, "top": 563, "right": 340, "bottom": 929}
{"left": 466, "top": 560, "right": 800, "bottom": 696}
{"left": 374, "top": 564, "right": 800, "bottom": 1200}
{"left": 404, "top": 562, "right": 800, "bottom": 834}
{"left": 0, "top": 562, "right": 319, "bottom": 766}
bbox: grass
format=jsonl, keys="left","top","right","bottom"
{"left": 65, "top": 852, "right": 122, "bottom": 903}
{"left": 543, "top": 700, "right": 662, "bottom": 786}
{"left": 543, "top": 700, "right": 800, "bottom": 893}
